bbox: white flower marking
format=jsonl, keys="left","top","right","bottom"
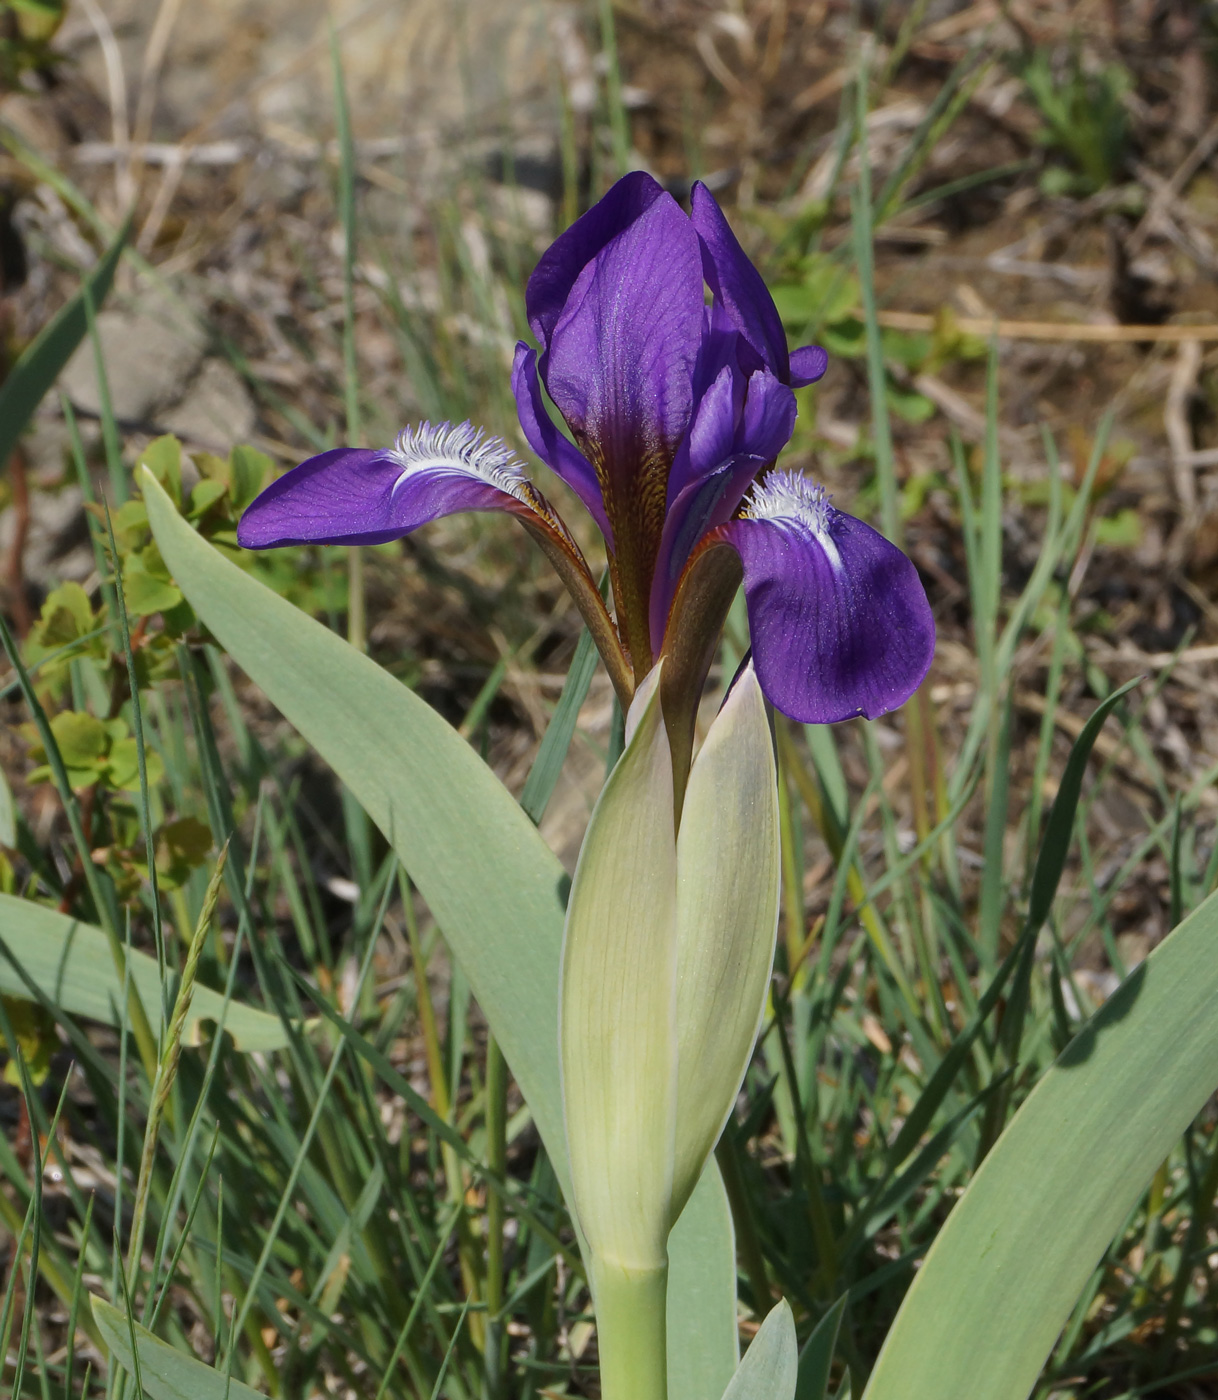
{"left": 389, "top": 421, "right": 530, "bottom": 502}
{"left": 742, "top": 469, "right": 842, "bottom": 572}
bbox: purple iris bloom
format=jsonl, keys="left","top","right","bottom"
{"left": 238, "top": 172, "right": 934, "bottom": 728}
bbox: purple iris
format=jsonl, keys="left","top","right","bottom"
{"left": 238, "top": 172, "right": 934, "bottom": 727}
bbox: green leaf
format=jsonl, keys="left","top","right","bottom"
{"left": 229, "top": 444, "right": 273, "bottom": 512}
{"left": 141, "top": 468, "right": 738, "bottom": 1399}
{"left": 0, "top": 894, "right": 289, "bottom": 1052}
{"left": 106, "top": 735, "right": 165, "bottom": 791}
{"left": 0, "top": 218, "right": 129, "bottom": 472}
{"left": 722, "top": 1301, "right": 798, "bottom": 1400}
{"left": 0, "top": 768, "right": 16, "bottom": 849}
{"left": 137, "top": 435, "right": 183, "bottom": 508}
{"left": 796, "top": 1294, "right": 847, "bottom": 1400}
{"left": 92, "top": 1298, "right": 265, "bottom": 1400}
{"left": 669, "top": 1170, "right": 739, "bottom": 1390}
{"left": 861, "top": 884, "right": 1218, "bottom": 1400}
{"left": 31, "top": 581, "right": 94, "bottom": 646}
{"left": 519, "top": 623, "right": 599, "bottom": 824}
{"left": 189, "top": 477, "right": 228, "bottom": 518}
{"left": 47, "top": 710, "right": 107, "bottom": 767}
{"left": 1025, "top": 676, "right": 1140, "bottom": 936}
{"left": 123, "top": 568, "right": 183, "bottom": 618}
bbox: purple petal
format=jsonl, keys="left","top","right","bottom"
{"left": 690, "top": 182, "right": 790, "bottom": 383}
{"left": 512, "top": 343, "right": 612, "bottom": 542}
{"left": 690, "top": 301, "right": 748, "bottom": 403}
{"left": 651, "top": 372, "right": 795, "bottom": 646}
{"left": 525, "top": 171, "right": 665, "bottom": 348}
{"left": 789, "top": 345, "right": 829, "bottom": 387}
{"left": 543, "top": 188, "right": 705, "bottom": 494}
{"left": 236, "top": 424, "right": 538, "bottom": 550}
{"left": 669, "top": 366, "right": 796, "bottom": 505}
{"left": 682, "top": 365, "right": 743, "bottom": 492}
{"left": 721, "top": 471, "right": 935, "bottom": 723}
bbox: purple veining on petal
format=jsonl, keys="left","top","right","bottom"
{"left": 526, "top": 170, "right": 665, "bottom": 349}
{"left": 512, "top": 343, "right": 613, "bottom": 542}
{"left": 690, "top": 181, "right": 791, "bottom": 384}
{"left": 721, "top": 470, "right": 935, "bottom": 723}
{"left": 542, "top": 189, "right": 705, "bottom": 493}
{"left": 236, "top": 425, "right": 536, "bottom": 550}
{"left": 789, "top": 344, "right": 829, "bottom": 387}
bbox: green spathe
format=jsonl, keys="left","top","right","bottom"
{"left": 674, "top": 665, "right": 780, "bottom": 1215}
{"left": 562, "top": 666, "right": 679, "bottom": 1270}
{"left": 561, "top": 663, "right": 779, "bottom": 1399}
{"left": 561, "top": 664, "right": 779, "bottom": 1267}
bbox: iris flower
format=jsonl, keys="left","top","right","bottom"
{"left": 238, "top": 172, "right": 934, "bottom": 746}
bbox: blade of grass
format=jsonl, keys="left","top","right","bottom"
{"left": 0, "top": 217, "right": 130, "bottom": 472}
{"left": 126, "top": 847, "right": 228, "bottom": 1288}
{"left": 328, "top": 20, "right": 365, "bottom": 655}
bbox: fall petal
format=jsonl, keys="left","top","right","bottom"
{"left": 722, "top": 471, "right": 935, "bottom": 723}
{"left": 236, "top": 425, "right": 539, "bottom": 549}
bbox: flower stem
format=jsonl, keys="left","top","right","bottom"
{"left": 592, "top": 1257, "right": 669, "bottom": 1400}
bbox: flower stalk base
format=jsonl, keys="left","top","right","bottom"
{"left": 592, "top": 1257, "right": 669, "bottom": 1400}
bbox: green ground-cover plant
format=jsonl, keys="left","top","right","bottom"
{"left": 1018, "top": 45, "right": 1132, "bottom": 197}
{"left": 2, "top": 17, "right": 1218, "bottom": 1400}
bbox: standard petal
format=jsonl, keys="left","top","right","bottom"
{"left": 525, "top": 170, "right": 665, "bottom": 348}
{"left": 722, "top": 471, "right": 935, "bottom": 723}
{"left": 683, "top": 364, "right": 742, "bottom": 490}
{"left": 690, "top": 181, "right": 790, "bottom": 383}
{"left": 542, "top": 188, "right": 705, "bottom": 489}
{"left": 789, "top": 344, "right": 829, "bottom": 387}
{"left": 650, "top": 372, "right": 796, "bottom": 647}
{"left": 236, "top": 424, "right": 539, "bottom": 549}
{"left": 511, "top": 343, "right": 612, "bottom": 541}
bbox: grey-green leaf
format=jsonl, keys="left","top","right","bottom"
{"left": 721, "top": 1300, "right": 798, "bottom": 1400}
{"left": 0, "top": 766, "right": 15, "bottom": 849}
{"left": 92, "top": 1298, "right": 265, "bottom": 1400}
{"left": 862, "top": 884, "right": 1218, "bottom": 1400}
{"left": 142, "top": 469, "right": 737, "bottom": 1400}
{"left": 0, "top": 894, "right": 289, "bottom": 1052}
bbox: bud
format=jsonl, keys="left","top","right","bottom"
{"left": 560, "top": 662, "right": 780, "bottom": 1268}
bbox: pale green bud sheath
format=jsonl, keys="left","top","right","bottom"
{"left": 671, "top": 663, "right": 780, "bottom": 1217}
{"left": 560, "top": 662, "right": 781, "bottom": 1400}
{"left": 561, "top": 667, "right": 678, "bottom": 1400}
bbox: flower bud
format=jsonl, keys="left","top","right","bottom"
{"left": 560, "top": 663, "right": 779, "bottom": 1271}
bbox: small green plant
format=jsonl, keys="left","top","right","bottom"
{"left": 1020, "top": 45, "right": 1132, "bottom": 195}
{"left": 0, "top": 0, "right": 66, "bottom": 86}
